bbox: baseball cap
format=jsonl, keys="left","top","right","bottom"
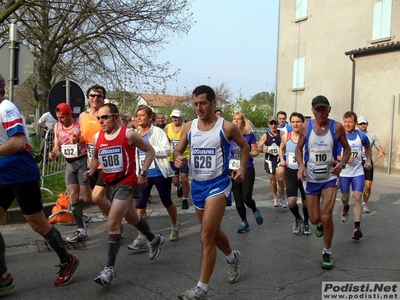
{"left": 55, "top": 103, "right": 73, "bottom": 114}
{"left": 0, "top": 74, "right": 5, "bottom": 89}
{"left": 357, "top": 116, "right": 368, "bottom": 124}
{"left": 268, "top": 116, "right": 278, "bottom": 123}
{"left": 312, "top": 95, "right": 330, "bottom": 108}
{"left": 170, "top": 109, "right": 183, "bottom": 117}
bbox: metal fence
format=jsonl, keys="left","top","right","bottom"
{"left": 37, "top": 128, "right": 66, "bottom": 195}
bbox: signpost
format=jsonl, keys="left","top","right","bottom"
{"left": 0, "top": 24, "right": 34, "bottom": 102}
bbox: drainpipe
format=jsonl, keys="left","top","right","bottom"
{"left": 348, "top": 54, "right": 356, "bottom": 112}
{"left": 273, "top": 0, "right": 281, "bottom": 115}
{"left": 349, "top": 54, "right": 356, "bottom": 111}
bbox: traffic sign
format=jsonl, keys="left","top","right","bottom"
{"left": 0, "top": 42, "right": 34, "bottom": 85}
{"left": 48, "top": 80, "right": 86, "bottom": 119}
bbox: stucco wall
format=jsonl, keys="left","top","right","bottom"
{"left": 276, "top": 0, "right": 400, "bottom": 174}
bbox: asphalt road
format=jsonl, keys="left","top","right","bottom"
{"left": 1, "top": 156, "right": 400, "bottom": 299}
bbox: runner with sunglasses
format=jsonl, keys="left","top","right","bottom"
{"left": 357, "top": 116, "right": 386, "bottom": 213}
{"left": 76, "top": 85, "right": 112, "bottom": 240}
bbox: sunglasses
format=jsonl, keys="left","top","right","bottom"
{"left": 97, "top": 114, "right": 115, "bottom": 121}
{"left": 269, "top": 122, "right": 278, "bottom": 125}
{"left": 358, "top": 123, "right": 367, "bottom": 125}
{"left": 89, "top": 93, "right": 104, "bottom": 98}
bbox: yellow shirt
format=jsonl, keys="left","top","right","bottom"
{"left": 166, "top": 123, "right": 190, "bottom": 162}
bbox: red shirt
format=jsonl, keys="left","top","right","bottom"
{"left": 96, "top": 126, "right": 137, "bottom": 186}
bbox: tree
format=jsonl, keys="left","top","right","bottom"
{"left": 0, "top": 0, "right": 193, "bottom": 114}
{"left": 0, "top": 0, "right": 26, "bottom": 27}
{"left": 223, "top": 91, "right": 274, "bottom": 128}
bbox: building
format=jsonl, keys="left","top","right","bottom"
{"left": 276, "top": 0, "right": 400, "bottom": 174}
{"left": 136, "top": 93, "right": 187, "bottom": 110}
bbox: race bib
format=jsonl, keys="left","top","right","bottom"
{"left": 98, "top": 146, "right": 124, "bottom": 173}
{"left": 61, "top": 144, "right": 78, "bottom": 158}
{"left": 267, "top": 144, "right": 279, "bottom": 156}
{"left": 87, "top": 144, "right": 94, "bottom": 164}
{"left": 229, "top": 158, "right": 240, "bottom": 170}
{"left": 351, "top": 147, "right": 361, "bottom": 160}
{"left": 170, "top": 140, "right": 179, "bottom": 152}
{"left": 139, "top": 153, "right": 155, "bottom": 169}
{"left": 287, "top": 152, "right": 297, "bottom": 168}
{"left": 192, "top": 147, "right": 216, "bottom": 175}
{"left": 309, "top": 148, "right": 332, "bottom": 165}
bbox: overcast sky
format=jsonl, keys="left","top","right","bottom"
{"left": 155, "top": 0, "right": 279, "bottom": 100}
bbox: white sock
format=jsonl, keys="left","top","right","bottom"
{"left": 78, "top": 228, "right": 86, "bottom": 235}
{"left": 197, "top": 281, "right": 208, "bottom": 294}
{"left": 323, "top": 248, "right": 332, "bottom": 255}
{"left": 226, "top": 251, "right": 236, "bottom": 263}
{"left": 362, "top": 202, "right": 367, "bottom": 206}
{"left": 137, "top": 235, "right": 147, "bottom": 241}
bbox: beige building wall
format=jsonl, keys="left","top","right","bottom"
{"left": 276, "top": 0, "right": 400, "bottom": 174}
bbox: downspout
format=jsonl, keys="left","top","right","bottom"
{"left": 273, "top": 0, "right": 281, "bottom": 115}
{"left": 348, "top": 54, "right": 356, "bottom": 111}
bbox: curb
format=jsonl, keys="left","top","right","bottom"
{"left": 0, "top": 203, "right": 55, "bottom": 225}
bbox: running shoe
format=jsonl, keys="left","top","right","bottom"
{"left": 178, "top": 286, "right": 207, "bottom": 300}
{"left": 362, "top": 204, "right": 370, "bottom": 214}
{"left": 237, "top": 222, "right": 250, "bottom": 233}
{"left": 352, "top": 227, "right": 363, "bottom": 240}
{"left": 315, "top": 224, "right": 323, "bottom": 237}
{"left": 227, "top": 250, "right": 241, "bottom": 283}
{"left": 54, "top": 254, "right": 79, "bottom": 286}
{"left": 149, "top": 234, "right": 165, "bottom": 260}
{"left": 94, "top": 266, "right": 114, "bottom": 287}
{"left": 182, "top": 198, "right": 189, "bottom": 210}
{"left": 321, "top": 252, "right": 333, "bottom": 270}
{"left": 127, "top": 236, "right": 148, "bottom": 251}
{"left": 0, "top": 273, "right": 15, "bottom": 293}
{"left": 65, "top": 230, "right": 88, "bottom": 243}
{"left": 303, "top": 222, "right": 311, "bottom": 235}
{"left": 293, "top": 217, "right": 303, "bottom": 234}
{"left": 341, "top": 208, "right": 349, "bottom": 222}
{"left": 280, "top": 196, "right": 287, "bottom": 208}
{"left": 169, "top": 223, "right": 180, "bottom": 241}
{"left": 253, "top": 208, "right": 264, "bottom": 225}
{"left": 273, "top": 197, "right": 279, "bottom": 207}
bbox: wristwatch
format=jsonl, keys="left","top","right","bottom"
{"left": 341, "top": 162, "right": 346, "bottom": 169}
{"left": 139, "top": 169, "right": 148, "bottom": 177}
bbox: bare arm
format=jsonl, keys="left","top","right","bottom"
{"left": 0, "top": 133, "right": 26, "bottom": 156}
{"left": 332, "top": 123, "right": 351, "bottom": 175}
{"left": 279, "top": 133, "right": 287, "bottom": 167}
{"left": 250, "top": 141, "right": 260, "bottom": 157}
{"left": 258, "top": 133, "right": 267, "bottom": 153}
{"left": 225, "top": 121, "right": 250, "bottom": 182}
{"left": 49, "top": 123, "right": 60, "bottom": 160}
{"left": 295, "top": 123, "right": 307, "bottom": 180}
{"left": 174, "top": 121, "right": 191, "bottom": 168}
{"left": 127, "top": 130, "right": 156, "bottom": 188}
{"left": 87, "top": 135, "right": 100, "bottom": 176}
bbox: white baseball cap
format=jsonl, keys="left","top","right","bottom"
{"left": 170, "top": 109, "right": 183, "bottom": 117}
{"left": 357, "top": 116, "right": 368, "bottom": 124}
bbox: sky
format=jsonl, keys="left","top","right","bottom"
{"left": 156, "top": 0, "right": 279, "bottom": 101}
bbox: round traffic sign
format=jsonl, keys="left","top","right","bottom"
{"left": 48, "top": 80, "right": 86, "bottom": 119}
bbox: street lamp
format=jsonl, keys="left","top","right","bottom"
{"left": 207, "top": 76, "right": 210, "bottom": 86}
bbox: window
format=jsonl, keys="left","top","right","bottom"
{"left": 292, "top": 57, "right": 305, "bottom": 90}
{"left": 296, "top": 0, "right": 308, "bottom": 21}
{"left": 372, "top": 0, "right": 392, "bottom": 40}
